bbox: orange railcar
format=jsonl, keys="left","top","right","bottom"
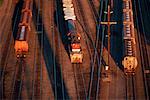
{"left": 70, "top": 43, "right": 83, "bottom": 63}
{"left": 14, "top": 0, "right": 32, "bottom": 58}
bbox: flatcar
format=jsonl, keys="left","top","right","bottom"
{"left": 14, "top": 0, "right": 32, "bottom": 58}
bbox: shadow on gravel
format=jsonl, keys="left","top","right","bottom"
{"left": 110, "top": 0, "right": 124, "bottom": 69}
{"left": 32, "top": 1, "right": 69, "bottom": 99}
{"left": 54, "top": 0, "right": 70, "bottom": 56}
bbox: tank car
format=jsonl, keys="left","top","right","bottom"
{"left": 122, "top": 0, "right": 137, "bottom": 74}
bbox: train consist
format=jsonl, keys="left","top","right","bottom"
{"left": 122, "top": 0, "right": 138, "bottom": 74}
{"left": 62, "top": 0, "right": 83, "bottom": 63}
{"left": 14, "top": 0, "right": 32, "bottom": 58}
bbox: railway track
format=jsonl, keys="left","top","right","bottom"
{"left": 87, "top": 0, "right": 99, "bottom": 23}
{"left": 0, "top": 40, "right": 15, "bottom": 99}
{"left": 88, "top": 0, "right": 109, "bottom": 99}
{"left": 125, "top": 74, "right": 136, "bottom": 99}
{"left": 52, "top": 0, "right": 58, "bottom": 99}
{"left": 2, "top": 0, "right": 42, "bottom": 99}
{"left": 32, "top": 0, "right": 43, "bottom": 99}
{"left": 54, "top": 0, "right": 71, "bottom": 99}
{"left": 74, "top": 0, "right": 109, "bottom": 99}
{"left": 0, "top": 0, "right": 13, "bottom": 79}
{"left": 143, "top": 0, "right": 150, "bottom": 23}
{"left": 11, "top": 58, "right": 25, "bottom": 99}
{"left": 136, "top": 0, "right": 150, "bottom": 68}
{"left": 74, "top": 0, "right": 100, "bottom": 65}
{"left": 95, "top": 0, "right": 109, "bottom": 98}
{"left": 121, "top": 0, "right": 137, "bottom": 99}
{"left": 72, "top": 64, "right": 87, "bottom": 99}
{"left": 1, "top": 1, "right": 28, "bottom": 99}
{"left": 75, "top": 0, "right": 96, "bottom": 47}
{"left": 133, "top": 0, "right": 150, "bottom": 98}
{"left": 0, "top": 0, "right": 11, "bottom": 34}
{"left": 74, "top": 0, "right": 101, "bottom": 99}
{"left": 32, "top": 25, "right": 43, "bottom": 99}
{"left": 0, "top": 2, "right": 20, "bottom": 99}
{"left": 32, "top": 35, "right": 42, "bottom": 99}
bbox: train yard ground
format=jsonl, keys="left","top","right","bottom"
{"left": 0, "top": 0, "right": 150, "bottom": 99}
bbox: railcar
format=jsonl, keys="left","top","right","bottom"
{"left": 14, "top": 0, "right": 32, "bottom": 58}
{"left": 122, "top": 0, "right": 137, "bottom": 74}
{"left": 63, "top": 0, "right": 83, "bottom": 63}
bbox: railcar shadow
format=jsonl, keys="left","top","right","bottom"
{"left": 54, "top": 0, "right": 70, "bottom": 56}
{"left": 32, "top": 1, "right": 69, "bottom": 99}
{"left": 12, "top": 0, "right": 23, "bottom": 40}
{"left": 110, "top": 0, "right": 124, "bottom": 69}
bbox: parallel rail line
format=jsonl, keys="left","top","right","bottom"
{"left": 87, "top": 0, "right": 99, "bottom": 23}
{"left": 0, "top": 3, "right": 20, "bottom": 99}
{"left": 32, "top": 0, "right": 43, "bottom": 99}
{"left": 125, "top": 74, "right": 136, "bottom": 99}
{"left": 133, "top": 0, "right": 150, "bottom": 98}
{"left": 55, "top": 0, "right": 70, "bottom": 99}
{"left": 11, "top": 58, "right": 25, "bottom": 99}
{"left": 74, "top": 0, "right": 101, "bottom": 99}
{"left": 72, "top": 64, "right": 87, "bottom": 99}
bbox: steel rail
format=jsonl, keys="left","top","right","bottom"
{"left": 143, "top": 0, "right": 150, "bottom": 22}
{"left": 125, "top": 74, "right": 136, "bottom": 99}
{"left": 73, "top": 1, "right": 97, "bottom": 98}
{"left": 0, "top": 5, "right": 20, "bottom": 99}
{"left": 133, "top": 0, "right": 150, "bottom": 98}
{"left": 32, "top": 13, "right": 37, "bottom": 100}
{"left": 17, "top": 59, "right": 25, "bottom": 99}
{"left": 54, "top": 0, "right": 58, "bottom": 99}
{"left": 10, "top": 3, "right": 24, "bottom": 100}
{"left": 0, "top": 0, "right": 12, "bottom": 82}
{"left": 72, "top": 64, "right": 87, "bottom": 99}
{"left": 32, "top": 0, "right": 43, "bottom": 99}
{"left": 74, "top": 0, "right": 101, "bottom": 76}
{"left": 11, "top": 58, "right": 25, "bottom": 99}
{"left": 11, "top": 60, "right": 20, "bottom": 99}
{"left": 40, "top": 0, "right": 43, "bottom": 98}
{"left": 96, "top": 0, "right": 109, "bottom": 99}
{"left": 76, "top": 0, "right": 100, "bottom": 66}
{"left": 74, "top": 0, "right": 93, "bottom": 60}
{"left": 87, "top": 0, "right": 99, "bottom": 23}
{"left": 55, "top": 0, "right": 66, "bottom": 99}
{"left": 72, "top": 64, "right": 80, "bottom": 99}
{"left": 0, "top": 0, "right": 10, "bottom": 40}
{"left": 53, "top": 0, "right": 58, "bottom": 98}
{"left": 86, "top": 1, "right": 104, "bottom": 98}
{"left": 75, "top": 0, "right": 108, "bottom": 99}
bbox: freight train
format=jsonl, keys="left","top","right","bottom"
{"left": 62, "top": 0, "right": 83, "bottom": 63}
{"left": 14, "top": 0, "right": 32, "bottom": 58}
{"left": 122, "top": 0, "right": 138, "bottom": 74}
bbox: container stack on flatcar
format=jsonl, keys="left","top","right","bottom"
{"left": 62, "top": 0, "right": 83, "bottom": 63}
{"left": 122, "top": 0, "right": 138, "bottom": 74}
{"left": 14, "top": 0, "right": 32, "bottom": 58}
